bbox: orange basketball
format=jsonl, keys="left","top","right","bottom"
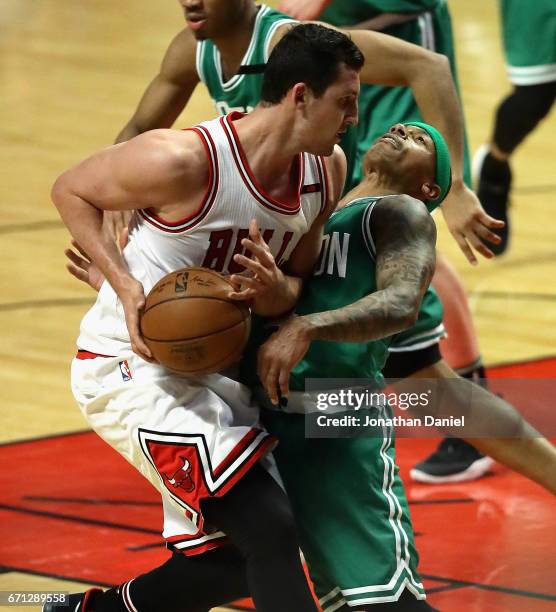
{"left": 140, "top": 267, "right": 251, "bottom": 375}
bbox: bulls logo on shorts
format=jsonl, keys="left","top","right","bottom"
{"left": 165, "top": 457, "right": 195, "bottom": 493}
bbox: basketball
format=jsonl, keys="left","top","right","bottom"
{"left": 140, "top": 267, "right": 251, "bottom": 375}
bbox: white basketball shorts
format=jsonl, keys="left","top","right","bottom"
{"left": 71, "top": 350, "right": 276, "bottom": 555}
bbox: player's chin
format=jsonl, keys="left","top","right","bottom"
{"left": 312, "top": 140, "right": 336, "bottom": 157}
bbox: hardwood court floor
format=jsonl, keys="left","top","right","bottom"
{"left": 1, "top": 0, "right": 554, "bottom": 610}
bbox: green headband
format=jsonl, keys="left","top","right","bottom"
{"left": 405, "top": 121, "right": 452, "bottom": 212}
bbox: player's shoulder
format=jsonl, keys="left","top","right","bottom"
{"left": 128, "top": 129, "right": 207, "bottom": 177}
{"left": 377, "top": 194, "right": 430, "bottom": 220}
{"left": 373, "top": 194, "right": 436, "bottom": 239}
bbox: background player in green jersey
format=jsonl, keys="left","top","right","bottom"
{"left": 474, "top": 0, "right": 556, "bottom": 254}
{"left": 108, "top": 0, "right": 501, "bottom": 265}
{"left": 279, "top": 0, "right": 499, "bottom": 482}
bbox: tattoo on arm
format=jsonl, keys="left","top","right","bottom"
{"left": 305, "top": 196, "right": 436, "bottom": 343}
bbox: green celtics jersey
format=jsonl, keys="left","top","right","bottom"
{"left": 321, "top": 0, "right": 442, "bottom": 25}
{"left": 195, "top": 5, "right": 295, "bottom": 115}
{"left": 290, "top": 197, "right": 390, "bottom": 391}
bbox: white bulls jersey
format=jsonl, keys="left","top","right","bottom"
{"left": 78, "top": 111, "right": 329, "bottom": 356}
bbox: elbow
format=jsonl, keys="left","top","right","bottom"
{"left": 404, "top": 304, "right": 420, "bottom": 328}
{"left": 401, "top": 303, "right": 419, "bottom": 330}
{"left": 396, "top": 292, "right": 421, "bottom": 330}
{"left": 51, "top": 171, "right": 80, "bottom": 218}
{"left": 430, "top": 52, "right": 450, "bottom": 77}
{"left": 51, "top": 173, "right": 69, "bottom": 212}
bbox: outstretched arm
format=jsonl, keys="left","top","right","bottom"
{"left": 337, "top": 30, "right": 504, "bottom": 262}
{"left": 278, "top": 0, "right": 422, "bottom": 30}
{"left": 258, "top": 195, "right": 437, "bottom": 402}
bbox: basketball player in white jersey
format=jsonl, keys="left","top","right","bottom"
{"left": 50, "top": 24, "right": 361, "bottom": 612}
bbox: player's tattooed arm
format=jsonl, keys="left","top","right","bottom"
{"left": 257, "top": 196, "right": 436, "bottom": 403}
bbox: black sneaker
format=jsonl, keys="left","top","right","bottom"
{"left": 410, "top": 438, "right": 494, "bottom": 484}
{"left": 42, "top": 588, "right": 102, "bottom": 612}
{"left": 473, "top": 145, "right": 512, "bottom": 255}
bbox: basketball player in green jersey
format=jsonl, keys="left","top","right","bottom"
{"left": 279, "top": 0, "right": 498, "bottom": 482}
{"left": 256, "top": 122, "right": 556, "bottom": 610}
{"left": 475, "top": 0, "right": 556, "bottom": 254}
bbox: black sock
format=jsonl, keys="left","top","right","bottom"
{"left": 119, "top": 547, "right": 248, "bottom": 612}
{"left": 201, "top": 464, "right": 316, "bottom": 612}
{"left": 493, "top": 82, "right": 556, "bottom": 154}
{"left": 93, "top": 464, "right": 315, "bottom": 612}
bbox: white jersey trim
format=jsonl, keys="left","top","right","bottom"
{"left": 361, "top": 198, "right": 379, "bottom": 260}
{"left": 418, "top": 12, "right": 436, "bottom": 52}
{"left": 315, "top": 155, "right": 329, "bottom": 215}
{"left": 507, "top": 62, "right": 556, "bottom": 86}
{"left": 389, "top": 323, "right": 446, "bottom": 352}
{"left": 195, "top": 37, "right": 207, "bottom": 84}
{"left": 169, "top": 530, "right": 228, "bottom": 552}
{"left": 263, "top": 17, "right": 298, "bottom": 62}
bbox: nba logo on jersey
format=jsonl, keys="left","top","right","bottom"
{"left": 119, "top": 360, "right": 132, "bottom": 382}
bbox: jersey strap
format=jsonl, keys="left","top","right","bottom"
{"left": 361, "top": 198, "right": 381, "bottom": 260}
{"left": 314, "top": 156, "right": 330, "bottom": 215}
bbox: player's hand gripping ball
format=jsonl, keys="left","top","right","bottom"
{"left": 141, "top": 267, "right": 251, "bottom": 374}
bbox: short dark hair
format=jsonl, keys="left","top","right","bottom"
{"left": 261, "top": 23, "right": 364, "bottom": 104}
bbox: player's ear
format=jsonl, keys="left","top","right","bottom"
{"left": 292, "top": 83, "right": 307, "bottom": 107}
{"left": 421, "top": 182, "right": 440, "bottom": 201}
